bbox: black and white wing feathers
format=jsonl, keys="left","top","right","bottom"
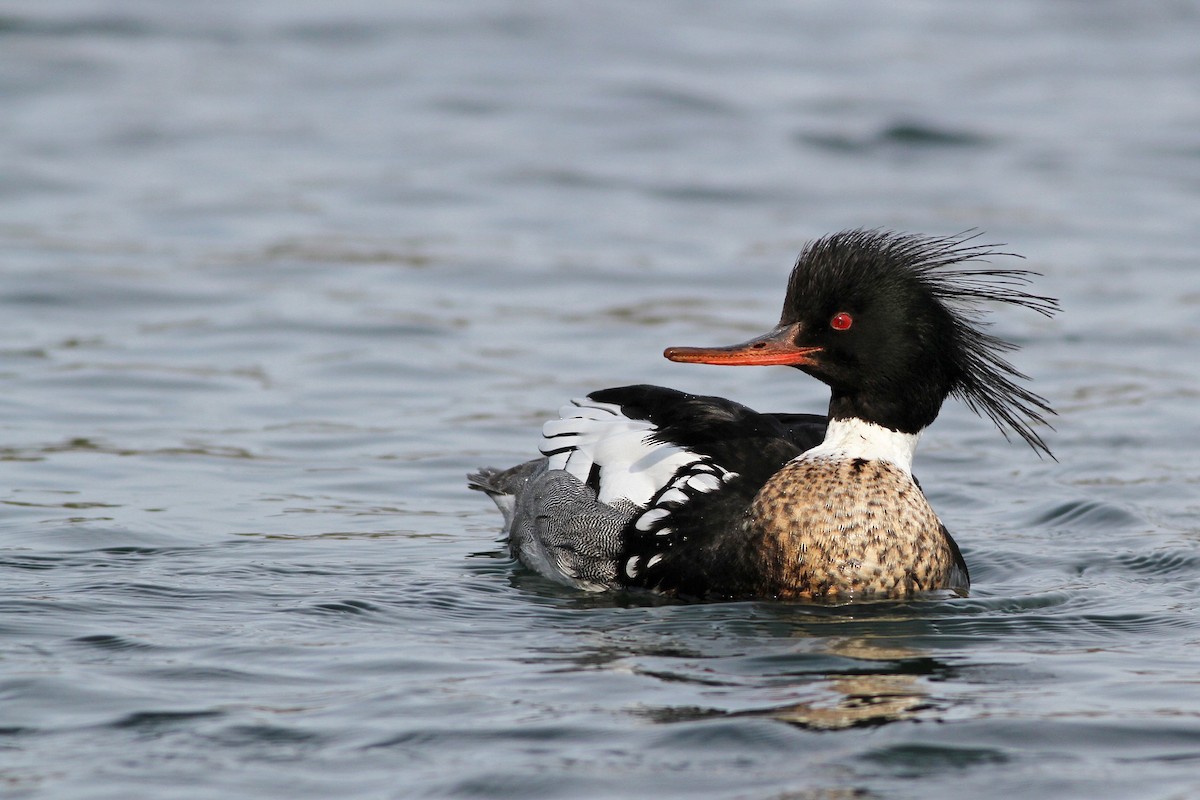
{"left": 471, "top": 384, "right": 825, "bottom": 594}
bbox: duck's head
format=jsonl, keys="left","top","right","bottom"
{"left": 665, "top": 229, "right": 1058, "bottom": 456}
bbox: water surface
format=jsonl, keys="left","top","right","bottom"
{"left": 3, "top": 2, "right": 1200, "bottom": 798}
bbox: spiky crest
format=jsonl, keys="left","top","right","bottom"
{"left": 791, "top": 229, "right": 1058, "bottom": 457}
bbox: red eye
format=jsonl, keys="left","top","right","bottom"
{"left": 830, "top": 312, "right": 853, "bottom": 331}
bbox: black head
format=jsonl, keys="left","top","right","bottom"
{"left": 666, "top": 229, "right": 1058, "bottom": 456}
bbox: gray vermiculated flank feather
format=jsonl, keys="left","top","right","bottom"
{"left": 470, "top": 459, "right": 634, "bottom": 589}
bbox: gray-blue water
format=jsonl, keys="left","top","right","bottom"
{"left": 3, "top": 2, "right": 1200, "bottom": 798}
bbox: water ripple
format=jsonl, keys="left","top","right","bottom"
{"left": 1028, "top": 498, "right": 1145, "bottom": 529}
{"left": 110, "top": 709, "right": 224, "bottom": 731}
{"left": 69, "top": 634, "right": 157, "bottom": 652}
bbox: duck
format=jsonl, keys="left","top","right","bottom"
{"left": 469, "top": 229, "right": 1057, "bottom": 600}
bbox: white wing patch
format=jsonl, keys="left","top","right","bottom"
{"left": 539, "top": 396, "right": 728, "bottom": 508}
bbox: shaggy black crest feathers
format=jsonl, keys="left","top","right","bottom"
{"left": 789, "top": 229, "right": 1058, "bottom": 457}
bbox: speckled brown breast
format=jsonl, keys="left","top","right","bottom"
{"left": 746, "top": 456, "right": 961, "bottom": 599}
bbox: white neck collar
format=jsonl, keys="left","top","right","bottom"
{"left": 798, "top": 417, "right": 921, "bottom": 476}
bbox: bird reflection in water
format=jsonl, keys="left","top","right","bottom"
{"left": 633, "top": 637, "right": 940, "bottom": 731}
{"left": 763, "top": 639, "right": 934, "bottom": 730}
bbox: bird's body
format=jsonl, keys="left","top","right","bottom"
{"left": 470, "top": 230, "right": 1055, "bottom": 601}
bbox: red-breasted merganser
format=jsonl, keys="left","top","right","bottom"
{"left": 470, "top": 229, "right": 1057, "bottom": 600}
